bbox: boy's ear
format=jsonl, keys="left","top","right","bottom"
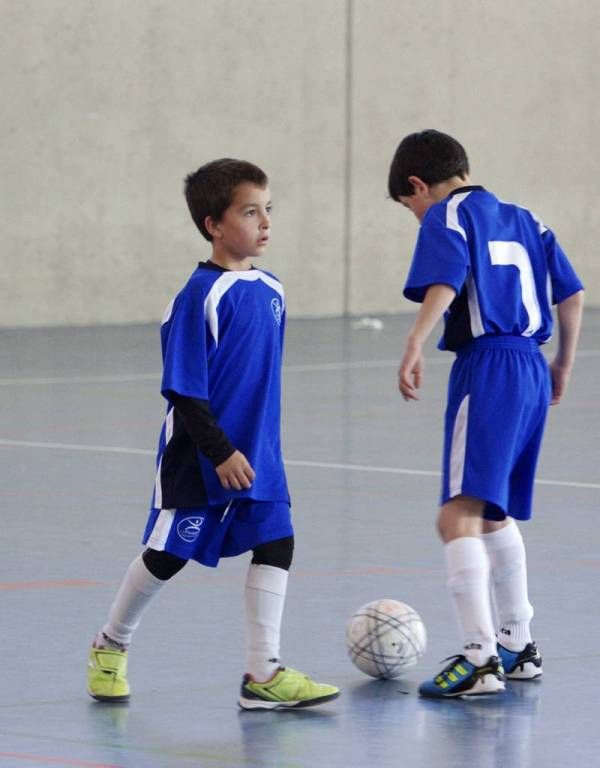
{"left": 204, "top": 216, "right": 222, "bottom": 239}
{"left": 407, "top": 176, "right": 429, "bottom": 196}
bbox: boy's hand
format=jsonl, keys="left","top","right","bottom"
{"left": 398, "top": 338, "right": 423, "bottom": 401}
{"left": 215, "top": 450, "right": 256, "bottom": 490}
{"left": 550, "top": 289, "right": 583, "bottom": 405}
{"left": 397, "top": 285, "right": 455, "bottom": 402}
{"left": 549, "top": 359, "right": 572, "bottom": 405}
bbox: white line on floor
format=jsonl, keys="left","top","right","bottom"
{"left": 1, "top": 348, "right": 598, "bottom": 385}
{"left": 1, "top": 438, "right": 598, "bottom": 490}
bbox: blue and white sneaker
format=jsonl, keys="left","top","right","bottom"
{"left": 497, "top": 641, "right": 543, "bottom": 680}
{"left": 419, "top": 655, "right": 505, "bottom": 699}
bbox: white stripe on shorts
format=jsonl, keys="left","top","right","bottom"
{"left": 146, "top": 509, "right": 176, "bottom": 551}
{"left": 153, "top": 408, "right": 174, "bottom": 510}
{"left": 449, "top": 394, "right": 470, "bottom": 498}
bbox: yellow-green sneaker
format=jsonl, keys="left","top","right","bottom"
{"left": 87, "top": 646, "right": 130, "bottom": 702}
{"left": 238, "top": 667, "right": 340, "bottom": 710}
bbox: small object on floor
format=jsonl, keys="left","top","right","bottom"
{"left": 351, "top": 317, "right": 384, "bottom": 331}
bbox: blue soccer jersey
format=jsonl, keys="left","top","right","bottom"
{"left": 403, "top": 186, "right": 584, "bottom": 350}
{"left": 152, "top": 262, "right": 290, "bottom": 508}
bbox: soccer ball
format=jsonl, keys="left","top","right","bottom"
{"left": 346, "top": 599, "right": 426, "bottom": 679}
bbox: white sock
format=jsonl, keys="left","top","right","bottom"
{"left": 245, "top": 563, "right": 288, "bottom": 682}
{"left": 445, "top": 537, "right": 497, "bottom": 667}
{"left": 482, "top": 521, "right": 533, "bottom": 651}
{"left": 98, "top": 553, "right": 165, "bottom": 648}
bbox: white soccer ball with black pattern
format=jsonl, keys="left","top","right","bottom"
{"left": 346, "top": 599, "right": 426, "bottom": 679}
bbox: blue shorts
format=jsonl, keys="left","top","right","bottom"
{"left": 441, "top": 336, "right": 551, "bottom": 521}
{"left": 142, "top": 499, "right": 293, "bottom": 567}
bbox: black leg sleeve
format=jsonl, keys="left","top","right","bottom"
{"left": 251, "top": 536, "right": 294, "bottom": 571}
{"left": 142, "top": 548, "right": 188, "bottom": 581}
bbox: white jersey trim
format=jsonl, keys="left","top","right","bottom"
{"left": 446, "top": 192, "right": 485, "bottom": 338}
{"left": 529, "top": 210, "right": 548, "bottom": 235}
{"left": 449, "top": 394, "right": 470, "bottom": 498}
{"left": 446, "top": 192, "right": 470, "bottom": 241}
{"left": 204, "top": 270, "right": 285, "bottom": 345}
{"left": 153, "top": 407, "right": 174, "bottom": 510}
{"left": 146, "top": 509, "right": 176, "bottom": 551}
{"left": 466, "top": 273, "right": 485, "bottom": 338}
{"left": 544, "top": 274, "right": 553, "bottom": 343}
{"left": 161, "top": 298, "right": 175, "bottom": 326}
{"left": 498, "top": 197, "right": 549, "bottom": 236}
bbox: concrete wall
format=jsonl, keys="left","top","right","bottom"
{"left": 348, "top": 0, "right": 600, "bottom": 314}
{"left": 1, "top": 0, "right": 597, "bottom": 327}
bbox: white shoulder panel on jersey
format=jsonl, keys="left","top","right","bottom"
{"left": 498, "top": 197, "right": 549, "bottom": 236}
{"left": 161, "top": 297, "right": 175, "bottom": 326}
{"left": 204, "top": 270, "right": 285, "bottom": 345}
{"left": 445, "top": 192, "right": 485, "bottom": 338}
{"left": 257, "top": 271, "right": 285, "bottom": 306}
{"left": 445, "top": 192, "right": 471, "bottom": 241}
{"left": 528, "top": 210, "right": 548, "bottom": 235}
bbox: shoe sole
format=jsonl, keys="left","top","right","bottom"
{"left": 420, "top": 675, "right": 506, "bottom": 700}
{"left": 505, "top": 667, "right": 543, "bottom": 680}
{"left": 420, "top": 689, "right": 506, "bottom": 700}
{"left": 88, "top": 690, "right": 130, "bottom": 703}
{"left": 238, "top": 691, "right": 340, "bottom": 710}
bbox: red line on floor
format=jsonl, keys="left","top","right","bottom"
{"left": 0, "top": 751, "right": 122, "bottom": 767}
{"left": 0, "top": 579, "right": 105, "bottom": 591}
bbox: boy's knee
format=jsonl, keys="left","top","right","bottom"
{"left": 142, "top": 548, "right": 187, "bottom": 580}
{"left": 252, "top": 536, "right": 294, "bottom": 571}
{"left": 437, "top": 496, "right": 486, "bottom": 542}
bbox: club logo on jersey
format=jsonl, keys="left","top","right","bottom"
{"left": 177, "top": 516, "right": 204, "bottom": 543}
{"left": 271, "top": 298, "right": 282, "bottom": 326}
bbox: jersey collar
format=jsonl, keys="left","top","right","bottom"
{"left": 447, "top": 185, "right": 485, "bottom": 197}
{"left": 198, "top": 260, "right": 229, "bottom": 272}
{"left": 197, "top": 260, "right": 257, "bottom": 273}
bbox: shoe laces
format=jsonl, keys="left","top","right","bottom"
{"left": 435, "top": 654, "right": 469, "bottom": 682}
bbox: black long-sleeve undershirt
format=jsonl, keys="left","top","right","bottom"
{"left": 167, "top": 391, "right": 236, "bottom": 467}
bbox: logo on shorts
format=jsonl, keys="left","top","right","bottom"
{"left": 177, "top": 516, "right": 204, "bottom": 543}
{"left": 271, "top": 298, "right": 282, "bottom": 326}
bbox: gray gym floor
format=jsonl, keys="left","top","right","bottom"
{"left": 1, "top": 311, "right": 599, "bottom": 768}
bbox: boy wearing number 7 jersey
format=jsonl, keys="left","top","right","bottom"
{"left": 388, "top": 130, "right": 584, "bottom": 698}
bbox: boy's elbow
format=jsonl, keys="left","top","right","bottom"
{"left": 560, "top": 289, "right": 584, "bottom": 308}
{"left": 570, "top": 289, "right": 585, "bottom": 312}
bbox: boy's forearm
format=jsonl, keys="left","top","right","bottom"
{"left": 408, "top": 284, "right": 457, "bottom": 346}
{"left": 168, "top": 391, "right": 236, "bottom": 465}
{"left": 555, "top": 290, "right": 584, "bottom": 368}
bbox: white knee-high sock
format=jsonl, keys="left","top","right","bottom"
{"left": 99, "top": 553, "right": 165, "bottom": 648}
{"left": 245, "top": 563, "right": 288, "bottom": 682}
{"left": 445, "top": 537, "right": 497, "bottom": 667}
{"left": 482, "top": 521, "right": 533, "bottom": 651}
